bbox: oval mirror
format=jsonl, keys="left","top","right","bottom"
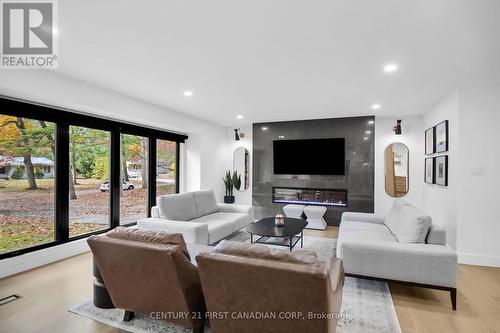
{"left": 384, "top": 142, "right": 409, "bottom": 197}
{"left": 233, "top": 147, "right": 249, "bottom": 191}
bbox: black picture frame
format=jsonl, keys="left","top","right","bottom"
{"left": 435, "top": 155, "right": 448, "bottom": 186}
{"left": 424, "top": 157, "right": 435, "bottom": 184}
{"left": 425, "top": 126, "right": 435, "bottom": 155}
{"left": 435, "top": 120, "right": 449, "bottom": 153}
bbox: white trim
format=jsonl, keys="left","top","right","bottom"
{"left": 0, "top": 238, "right": 90, "bottom": 279}
{"left": 458, "top": 253, "right": 500, "bottom": 268}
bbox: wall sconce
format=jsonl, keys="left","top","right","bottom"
{"left": 234, "top": 128, "right": 245, "bottom": 141}
{"left": 393, "top": 120, "right": 402, "bottom": 135}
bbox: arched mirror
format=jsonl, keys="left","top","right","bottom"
{"left": 233, "top": 147, "right": 249, "bottom": 191}
{"left": 385, "top": 142, "right": 409, "bottom": 197}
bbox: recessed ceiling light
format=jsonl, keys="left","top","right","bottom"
{"left": 371, "top": 104, "right": 381, "bottom": 110}
{"left": 363, "top": 137, "right": 369, "bottom": 140}
{"left": 261, "top": 127, "right": 268, "bottom": 131}
{"left": 183, "top": 91, "right": 193, "bottom": 96}
{"left": 236, "top": 115, "right": 244, "bottom": 119}
{"left": 383, "top": 63, "right": 398, "bottom": 73}
{"left": 367, "top": 120, "right": 375, "bottom": 125}
{"left": 365, "top": 130, "right": 372, "bottom": 134}
{"left": 278, "top": 135, "right": 285, "bottom": 139}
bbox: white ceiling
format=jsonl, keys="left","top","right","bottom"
{"left": 57, "top": 0, "right": 500, "bottom": 126}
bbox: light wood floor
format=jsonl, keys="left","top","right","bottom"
{"left": 1, "top": 227, "right": 499, "bottom": 333}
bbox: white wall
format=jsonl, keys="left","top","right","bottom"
{"left": 374, "top": 115, "right": 424, "bottom": 216}
{"left": 421, "top": 84, "right": 500, "bottom": 267}
{"left": 422, "top": 92, "right": 460, "bottom": 250}
{"left": 456, "top": 83, "right": 500, "bottom": 267}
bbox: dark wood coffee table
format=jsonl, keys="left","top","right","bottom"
{"left": 245, "top": 217, "right": 308, "bottom": 251}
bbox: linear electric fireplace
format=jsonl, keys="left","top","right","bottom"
{"left": 272, "top": 187, "right": 348, "bottom": 207}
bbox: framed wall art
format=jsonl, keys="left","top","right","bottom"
{"left": 425, "top": 157, "right": 435, "bottom": 184}
{"left": 425, "top": 127, "right": 435, "bottom": 155}
{"left": 435, "top": 155, "right": 448, "bottom": 186}
{"left": 435, "top": 120, "right": 449, "bottom": 153}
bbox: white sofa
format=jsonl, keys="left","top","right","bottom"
{"left": 137, "top": 190, "right": 254, "bottom": 245}
{"left": 337, "top": 200, "right": 458, "bottom": 309}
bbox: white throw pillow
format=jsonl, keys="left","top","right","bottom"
{"left": 157, "top": 193, "right": 197, "bottom": 221}
{"left": 384, "top": 199, "right": 408, "bottom": 236}
{"left": 192, "top": 189, "right": 218, "bottom": 217}
{"left": 394, "top": 205, "right": 432, "bottom": 243}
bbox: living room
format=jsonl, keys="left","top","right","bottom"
{"left": 1, "top": 1, "right": 499, "bottom": 332}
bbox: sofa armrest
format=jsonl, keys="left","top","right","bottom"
{"left": 151, "top": 206, "right": 160, "bottom": 218}
{"left": 137, "top": 218, "right": 209, "bottom": 245}
{"left": 341, "top": 212, "right": 385, "bottom": 224}
{"left": 217, "top": 203, "right": 254, "bottom": 219}
{"left": 426, "top": 223, "right": 446, "bottom": 245}
{"left": 340, "top": 241, "right": 458, "bottom": 287}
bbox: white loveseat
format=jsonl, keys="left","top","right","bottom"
{"left": 337, "top": 200, "right": 458, "bottom": 309}
{"left": 137, "top": 190, "right": 254, "bottom": 245}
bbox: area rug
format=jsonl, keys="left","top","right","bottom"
{"left": 69, "top": 233, "right": 401, "bottom": 333}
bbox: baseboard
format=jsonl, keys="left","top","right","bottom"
{"left": 0, "top": 238, "right": 90, "bottom": 279}
{"left": 458, "top": 253, "right": 500, "bottom": 268}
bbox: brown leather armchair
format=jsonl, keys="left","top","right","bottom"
{"left": 196, "top": 241, "right": 344, "bottom": 333}
{"left": 87, "top": 228, "right": 206, "bottom": 333}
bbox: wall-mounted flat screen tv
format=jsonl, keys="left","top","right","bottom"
{"left": 273, "top": 138, "right": 345, "bottom": 175}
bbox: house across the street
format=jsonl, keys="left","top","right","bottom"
{"left": 0, "top": 156, "right": 55, "bottom": 179}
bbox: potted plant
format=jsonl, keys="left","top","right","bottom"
{"left": 232, "top": 170, "right": 241, "bottom": 191}
{"left": 223, "top": 170, "right": 235, "bottom": 203}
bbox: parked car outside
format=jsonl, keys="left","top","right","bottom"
{"left": 99, "top": 181, "right": 135, "bottom": 192}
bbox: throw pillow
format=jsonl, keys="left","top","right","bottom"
{"left": 394, "top": 205, "right": 432, "bottom": 243}
{"left": 156, "top": 192, "right": 197, "bottom": 221}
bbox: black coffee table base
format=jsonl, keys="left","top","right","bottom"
{"left": 250, "top": 230, "right": 304, "bottom": 251}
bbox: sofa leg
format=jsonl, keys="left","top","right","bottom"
{"left": 123, "top": 310, "right": 135, "bottom": 322}
{"left": 450, "top": 288, "right": 457, "bottom": 310}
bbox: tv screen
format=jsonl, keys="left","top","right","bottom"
{"left": 273, "top": 138, "right": 345, "bottom": 175}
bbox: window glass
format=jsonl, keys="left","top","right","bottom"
{"left": 120, "top": 134, "right": 148, "bottom": 224}
{"left": 69, "top": 126, "right": 111, "bottom": 237}
{"left": 156, "top": 140, "right": 177, "bottom": 197}
{"left": 0, "top": 116, "right": 56, "bottom": 253}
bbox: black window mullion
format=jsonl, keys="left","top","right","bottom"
{"left": 110, "top": 131, "right": 121, "bottom": 228}
{"left": 176, "top": 142, "right": 180, "bottom": 193}
{"left": 55, "top": 123, "right": 69, "bottom": 242}
{"left": 147, "top": 137, "right": 157, "bottom": 217}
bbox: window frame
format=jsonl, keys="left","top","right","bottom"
{"left": 0, "top": 96, "right": 186, "bottom": 259}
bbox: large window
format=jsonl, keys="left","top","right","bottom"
{"left": 120, "top": 134, "right": 149, "bottom": 224}
{"left": 0, "top": 116, "right": 56, "bottom": 254}
{"left": 0, "top": 97, "right": 186, "bottom": 258}
{"left": 69, "top": 126, "right": 111, "bottom": 237}
{"left": 156, "top": 139, "right": 177, "bottom": 198}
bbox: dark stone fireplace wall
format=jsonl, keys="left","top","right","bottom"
{"left": 252, "top": 116, "right": 375, "bottom": 226}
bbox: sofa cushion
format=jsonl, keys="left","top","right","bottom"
{"left": 203, "top": 220, "right": 234, "bottom": 244}
{"left": 393, "top": 205, "right": 432, "bottom": 243}
{"left": 106, "top": 227, "right": 190, "bottom": 259}
{"left": 214, "top": 240, "right": 321, "bottom": 266}
{"left": 157, "top": 192, "right": 197, "bottom": 221}
{"left": 384, "top": 199, "right": 408, "bottom": 236}
{"left": 192, "top": 212, "right": 251, "bottom": 233}
{"left": 192, "top": 190, "right": 218, "bottom": 217}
